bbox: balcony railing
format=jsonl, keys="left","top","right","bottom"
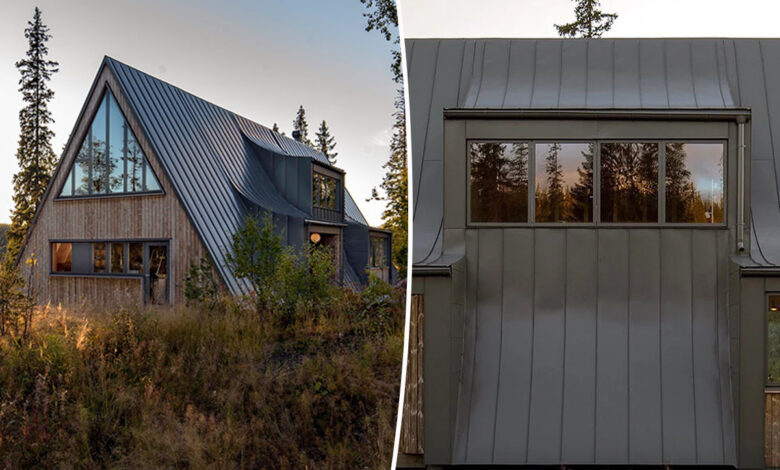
{"left": 312, "top": 206, "right": 342, "bottom": 223}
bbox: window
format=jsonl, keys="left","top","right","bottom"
{"left": 665, "top": 143, "right": 724, "bottom": 223}
{"left": 600, "top": 143, "right": 659, "bottom": 223}
{"left": 52, "top": 243, "right": 72, "bottom": 272}
{"left": 129, "top": 243, "right": 143, "bottom": 274}
{"left": 51, "top": 241, "right": 163, "bottom": 276}
{"left": 468, "top": 138, "right": 725, "bottom": 225}
{"left": 313, "top": 172, "right": 340, "bottom": 210}
{"left": 93, "top": 243, "right": 107, "bottom": 273}
{"left": 370, "top": 237, "right": 386, "bottom": 268}
{"left": 110, "top": 243, "right": 125, "bottom": 273}
{"left": 534, "top": 142, "right": 593, "bottom": 222}
{"left": 470, "top": 142, "right": 529, "bottom": 223}
{"left": 59, "top": 89, "right": 162, "bottom": 198}
{"left": 769, "top": 295, "right": 780, "bottom": 385}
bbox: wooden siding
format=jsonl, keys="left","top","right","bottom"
{"left": 401, "top": 294, "right": 424, "bottom": 455}
{"left": 767, "top": 391, "right": 780, "bottom": 467}
{"left": 18, "top": 66, "right": 210, "bottom": 308}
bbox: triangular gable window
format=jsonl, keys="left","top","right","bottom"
{"left": 59, "top": 89, "right": 161, "bottom": 197}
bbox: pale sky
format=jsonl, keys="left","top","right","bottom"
{"left": 399, "top": 0, "right": 780, "bottom": 38}
{"left": 0, "top": 0, "right": 398, "bottom": 225}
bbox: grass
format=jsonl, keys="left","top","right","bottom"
{"left": 0, "top": 286, "right": 403, "bottom": 469}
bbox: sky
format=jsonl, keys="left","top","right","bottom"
{"left": 0, "top": 0, "right": 398, "bottom": 225}
{"left": 399, "top": 0, "right": 780, "bottom": 39}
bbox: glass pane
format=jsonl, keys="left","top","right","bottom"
{"left": 534, "top": 142, "right": 594, "bottom": 222}
{"left": 74, "top": 140, "right": 90, "bottom": 196}
{"left": 769, "top": 295, "right": 780, "bottom": 384}
{"left": 52, "top": 243, "right": 72, "bottom": 272}
{"left": 90, "top": 95, "right": 108, "bottom": 194}
{"left": 110, "top": 243, "right": 124, "bottom": 273}
{"left": 127, "top": 133, "right": 144, "bottom": 192}
{"left": 600, "top": 143, "right": 659, "bottom": 223}
{"left": 144, "top": 162, "right": 161, "bottom": 192}
{"left": 665, "top": 143, "right": 724, "bottom": 223}
{"left": 149, "top": 245, "right": 168, "bottom": 305}
{"left": 128, "top": 243, "right": 143, "bottom": 274}
{"left": 470, "top": 142, "right": 529, "bottom": 223}
{"left": 60, "top": 169, "right": 73, "bottom": 197}
{"left": 108, "top": 93, "right": 126, "bottom": 193}
{"left": 93, "top": 243, "right": 106, "bottom": 273}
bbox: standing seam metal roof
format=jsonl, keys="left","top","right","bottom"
{"left": 105, "top": 57, "right": 369, "bottom": 293}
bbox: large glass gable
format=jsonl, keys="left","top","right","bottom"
{"left": 59, "top": 89, "right": 161, "bottom": 197}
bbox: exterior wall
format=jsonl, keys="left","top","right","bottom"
{"left": 419, "top": 117, "right": 743, "bottom": 466}
{"left": 18, "top": 66, "right": 209, "bottom": 308}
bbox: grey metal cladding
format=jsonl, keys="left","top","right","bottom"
{"left": 451, "top": 228, "right": 734, "bottom": 466}
{"left": 407, "top": 37, "right": 780, "bottom": 267}
{"left": 105, "top": 57, "right": 371, "bottom": 294}
{"left": 407, "top": 38, "right": 760, "bottom": 466}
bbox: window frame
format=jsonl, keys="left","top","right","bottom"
{"left": 767, "top": 292, "right": 780, "bottom": 389}
{"left": 54, "top": 86, "right": 165, "bottom": 201}
{"left": 465, "top": 137, "right": 727, "bottom": 228}
{"left": 49, "top": 238, "right": 169, "bottom": 278}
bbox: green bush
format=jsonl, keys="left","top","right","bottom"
{"left": 184, "top": 257, "right": 218, "bottom": 307}
{"left": 358, "top": 273, "right": 401, "bottom": 336}
{"left": 226, "top": 215, "right": 338, "bottom": 324}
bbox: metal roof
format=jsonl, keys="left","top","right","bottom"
{"left": 409, "top": 38, "right": 780, "bottom": 268}
{"left": 105, "top": 57, "right": 369, "bottom": 293}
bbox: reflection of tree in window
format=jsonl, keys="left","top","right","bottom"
{"left": 74, "top": 139, "right": 90, "bottom": 195}
{"left": 127, "top": 132, "right": 144, "bottom": 192}
{"left": 536, "top": 143, "right": 593, "bottom": 223}
{"left": 600, "top": 143, "right": 658, "bottom": 222}
{"left": 665, "top": 143, "right": 724, "bottom": 223}
{"left": 470, "top": 142, "right": 528, "bottom": 222}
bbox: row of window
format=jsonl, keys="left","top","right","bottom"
{"left": 52, "top": 241, "right": 144, "bottom": 275}
{"left": 59, "top": 91, "right": 161, "bottom": 198}
{"left": 312, "top": 172, "right": 340, "bottom": 211}
{"left": 469, "top": 141, "right": 725, "bottom": 224}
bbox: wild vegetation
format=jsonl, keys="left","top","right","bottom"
{"left": 0, "top": 216, "right": 404, "bottom": 469}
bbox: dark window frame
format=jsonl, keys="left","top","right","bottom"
{"left": 55, "top": 86, "right": 165, "bottom": 201}
{"left": 466, "top": 138, "right": 727, "bottom": 228}
{"left": 767, "top": 293, "right": 780, "bottom": 388}
{"left": 49, "top": 238, "right": 170, "bottom": 278}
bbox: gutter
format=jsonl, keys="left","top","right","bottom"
{"left": 412, "top": 265, "right": 452, "bottom": 277}
{"left": 443, "top": 107, "right": 753, "bottom": 121}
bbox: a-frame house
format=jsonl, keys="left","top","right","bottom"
{"left": 17, "top": 56, "right": 393, "bottom": 307}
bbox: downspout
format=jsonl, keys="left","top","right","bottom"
{"left": 737, "top": 117, "right": 746, "bottom": 252}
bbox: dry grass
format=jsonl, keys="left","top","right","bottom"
{"left": 0, "top": 288, "right": 403, "bottom": 469}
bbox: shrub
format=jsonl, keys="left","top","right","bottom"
{"left": 358, "top": 273, "right": 401, "bottom": 336}
{"left": 184, "top": 257, "right": 218, "bottom": 307}
{"left": 227, "top": 215, "right": 338, "bottom": 324}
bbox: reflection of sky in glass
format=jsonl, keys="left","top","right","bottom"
{"left": 534, "top": 143, "right": 590, "bottom": 190}
{"left": 676, "top": 143, "right": 724, "bottom": 201}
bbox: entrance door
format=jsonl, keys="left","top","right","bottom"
{"left": 144, "top": 243, "right": 169, "bottom": 305}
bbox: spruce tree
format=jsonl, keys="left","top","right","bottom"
{"left": 362, "top": 0, "right": 407, "bottom": 276}
{"left": 369, "top": 90, "right": 407, "bottom": 274}
{"left": 292, "top": 105, "right": 312, "bottom": 146}
{"left": 555, "top": 0, "right": 618, "bottom": 38}
{"left": 315, "top": 120, "right": 338, "bottom": 165}
{"left": 5, "top": 7, "right": 59, "bottom": 265}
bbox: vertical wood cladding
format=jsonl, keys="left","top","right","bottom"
{"left": 401, "top": 294, "right": 425, "bottom": 455}
{"left": 18, "top": 66, "right": 209, "bottom": 307}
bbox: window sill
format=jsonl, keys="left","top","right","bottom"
{"left": 466, "top": 222, "right": 729, "bottom": 229}
{"left": 50, "top": 272, "right": 143, "bottom": 279}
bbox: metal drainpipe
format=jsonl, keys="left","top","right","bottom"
{"left": 737, "top": 117, "right": 746, "bottom": 252}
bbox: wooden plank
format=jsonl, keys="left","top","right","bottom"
{"left": 766, "top": 391, "right": 780, "bottom": 467}
{"left": 401, "top": 294, "right": 425, "bottom": 455}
